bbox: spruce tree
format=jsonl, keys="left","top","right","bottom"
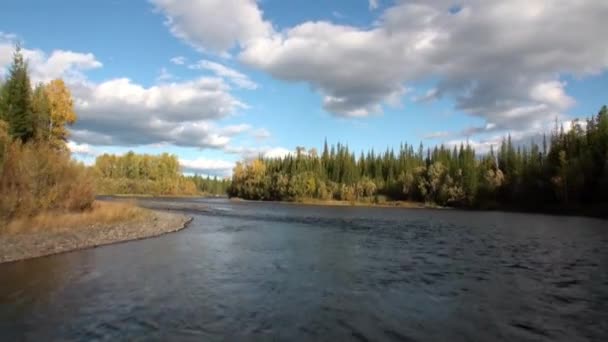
{"left": 3, "top": 45, "right": 34, "bottom": 142}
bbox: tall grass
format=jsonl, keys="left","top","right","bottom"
{"left": 4, "top": 201, "right": 148, "bottom": 234}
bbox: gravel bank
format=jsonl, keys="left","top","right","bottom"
{"left": 0, "top": 210, "right": 192, "bottom": 264}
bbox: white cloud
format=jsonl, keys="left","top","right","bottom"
{"left": 73, "top": 76, "right": 246, "bottom": 124}
{"left": 153, "top": 0, "right": 608, "bottom": 135}
{"left": 170, "top": 55, "right": 187, "bottom": 65}
{"left": 445, "top": 118, "right": 587, "bottom": 154}
{"left": 151, "top": 0, "right": 272, "bottom": 54}
{"left": 224, "top": 145, "right": 293, "bottom": 160}
{"left": 68, "top": 76, "right": 265, "bottom": 149}
{"left": 0, "top": 34, "right": 274, "bottom": 165}
{"left": 0, "top": 38, "right": 102, "bottom": 83}
{"left": 179, "top": 157, "right": 235, "bottom": 176}
{"left": 67, "top": 141, "right": 97, "bottom": 157}
{"left": 0, "top": 36, "right": 255, "bottom": 150}
{"left": 263, "top": 147, "right": 292, "bottom": 159}
{"left": 369, "top": 0, "right": 379, "bottom": 10}
{"left": 189, "top": 59, "right": 257, "bottom": 89}
{"left": 529, "top": 81, "right": 574, "bottom": 110}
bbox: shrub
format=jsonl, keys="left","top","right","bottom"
{"left": 0, "top": 140, "right": 95, "bottom": 224}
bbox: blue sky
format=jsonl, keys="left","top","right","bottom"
{"left": 1, "top": 0, "right": 607, "bottom": 176}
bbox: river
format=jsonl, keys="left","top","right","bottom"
{"left": 1, "top": 198, "right": 607, "bottom": 341}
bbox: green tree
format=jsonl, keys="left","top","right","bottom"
{"left": 2, "top": 45, "right": 34, "bottom": 142}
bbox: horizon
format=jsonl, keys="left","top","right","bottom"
{"left": 1, "top": 0, "right": 607, "bottom": 177}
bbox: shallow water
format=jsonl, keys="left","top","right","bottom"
{"left": 1, "top": 198, "right": 607, "bottom": 341}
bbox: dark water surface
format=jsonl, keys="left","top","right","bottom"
{"left": 1, "top": 198, "right": 607, "bottom": 341}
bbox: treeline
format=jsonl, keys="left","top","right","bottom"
{"left": 229, "top": 106, "right": 608, "bottom": 212}
{"left": 190, "top": 174, "right": 230, "bottom": 196}
{"left": 94, "top": 152, "right": 229, "bottom": 196}
{"left": 0, "top": 46, "right": 94, "bottom": 225}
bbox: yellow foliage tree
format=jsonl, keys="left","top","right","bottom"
{"left": 44, "top": 79, "right": 76, "bottom": 148}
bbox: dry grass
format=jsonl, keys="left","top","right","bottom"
{"left": 2, "top": 201, "right": 150, "bottom": 234}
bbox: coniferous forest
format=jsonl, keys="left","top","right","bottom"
{"left": 229, "top": 107, "right": 608, "bottom": 214}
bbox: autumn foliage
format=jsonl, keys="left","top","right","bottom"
{"left": 0, "top": 47, "right": 94, "bottom": 228}
{"left": 0, "top": 125, "right": 95, "bottom": 225}
{"left": 93, "top": 152, "right": 199, "bottom": 196}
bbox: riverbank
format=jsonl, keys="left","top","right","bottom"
{"left": 230, "top": 197, "right": 445, "bottom": 209}
{"left": 229, "top": 197, "right": 608, "bottom": 219}
{"left": 0, "top": 202, "right": 192, "bottom": 264}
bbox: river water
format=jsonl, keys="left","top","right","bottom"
{"left": 1, "top": 198, "right": 607, "bottom": 341}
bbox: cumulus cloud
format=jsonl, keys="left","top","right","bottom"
{"left": 444, "top": 118, "right": 586, "bottom": 155}
{"left": 0, "top": 35, "right": 260, "bottom": 151}
{"left": 369, "top": 0, "right": 379, "bottom": 10}
{"left": 179, "top": 157, "right": 235, "bottom": 176}
{"left": 151, "top": 0, "right": 272, "bottom": 54}
{"left": 0, "top": 37, "right": 102, "bottom": 83}
{"left": 67, "top": 76, "right": 249, "bottom": 148}
{"left": 153, "top": 0, "right": 608, "bottom": 134}
{"left": 67, "top": 141, "right": 97, "bottom": 157}
{"left": 189, "top": 59, "right": 257, "bottom": 89}
{"left": 68, "top": 75, "right": 249, "bottom": 148}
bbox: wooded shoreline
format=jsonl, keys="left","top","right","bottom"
{"left": 229, "top": 197, "right": 608, "bottom": 219}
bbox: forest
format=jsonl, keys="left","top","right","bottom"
{"left": 229, "top": 106, "right": 608, "bottom": 214}
{"left": 2, "top": 43, "right": 607, "bottom": 220}
{"left": 94, "top": 152, "right": 229, "bottom": 196}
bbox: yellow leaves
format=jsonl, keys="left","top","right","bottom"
{"left": 0, "top": 140, "right": 95, "bottom": 223}
{"left": 45, "top": 79, "right": 76, "bottom": 125}
{"left": 93, "top": 152, "right": 198, "bottom": 196}
{"left": 249, "top": 159, "right": 266, "bottom": 177}
{"left": 44, "top": 79, "right": 76, "bottom": 146}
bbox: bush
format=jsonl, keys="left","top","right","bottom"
{"left": 0, "top": 121, "right": 9, "bottom": 170}
{"left": 0, "top": 139, "right": 95, "bottom": 224}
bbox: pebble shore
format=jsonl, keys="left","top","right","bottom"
{"left": 0, "top": 210, "right": 192, "bottom": 264}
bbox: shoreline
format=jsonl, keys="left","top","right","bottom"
{"left": 0, "top": 209, "right": 193, "bottom": 265}
{"left": 229, "top": 197, "right": 608, "bottom": 219}
{"left": 230, "top": 197, "right": 447, "bottom": 210}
